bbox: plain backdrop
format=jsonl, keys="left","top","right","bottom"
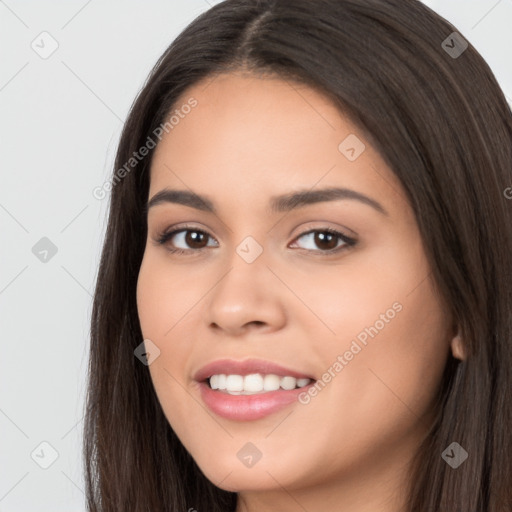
{"left": 1, "top": 1, "right": 511, "bottom": 510}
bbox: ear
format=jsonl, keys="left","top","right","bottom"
{"left": 450, "top": 327, "right": 465, "bottom": 361}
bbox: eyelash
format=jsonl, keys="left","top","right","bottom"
{"left": 155, "top": 224, "right": 357, "bottom": 256}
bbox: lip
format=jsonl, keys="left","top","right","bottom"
{"left": 194, "top": 358, "right": 317, "bottom": 421}
{"left": 193, "top": 358, "right": 316, "bottom": 382}
{"left": 197, "top": 380, "right": 317, "bottom": 421}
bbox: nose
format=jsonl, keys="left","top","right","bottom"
{"left": 204, "top": 247, "right": 287, "bottom": 337}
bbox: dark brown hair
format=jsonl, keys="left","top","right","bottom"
{"left": 84, "top": 0, "right": 512, "bottom": 510}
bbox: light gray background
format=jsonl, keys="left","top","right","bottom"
{"left": 1, "top": 1, "right": 511, "bottom": 510}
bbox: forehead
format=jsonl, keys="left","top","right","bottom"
{"left": 148, "top": 72, "right": 404, "bottom": 213}
{"left": 152, "top": 71, "right": 348, "bottom": 163}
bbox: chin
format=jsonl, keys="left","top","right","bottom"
{"left": 202, "top": 465, "right": 286, "bottom": 493}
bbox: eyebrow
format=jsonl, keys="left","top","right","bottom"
{"left": 146, "top": 187, "right": 388, "bottom": 216}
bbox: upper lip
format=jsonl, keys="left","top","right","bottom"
{"left": 194, "top": 358, "right": 316, "bottom": 382}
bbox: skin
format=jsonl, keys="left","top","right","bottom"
{"left": 136, "top": 71, "right": 464, "bottom": 512}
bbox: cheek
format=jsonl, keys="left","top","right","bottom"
{"left": 136, "top": 253, "right": 203, "bottom": 339}
{"left": 136, "top": 254, "right": 203, "bottom": 437}
{"left": 342, "top": 290, "right": 450, "bottom": 409}
{"left": 294, "top": 237, "right": 451, "bottom": 438}
{"left": 275, "top": 273, "right": 451, "bottom": 484}
{"left": 137, "top": 254, "right": 163, "bottom": 337}
{"left": 136, "top": 255, "right": 196, "bottom": 377}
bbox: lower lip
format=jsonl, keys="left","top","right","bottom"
{"left": 198, "top": 381, "right": 315, "bottom": 421}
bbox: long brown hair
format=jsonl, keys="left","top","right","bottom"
{"left": 84, "top": 0, "right": 512, "bottom": 510}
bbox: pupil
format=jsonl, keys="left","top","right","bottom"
{"left": 315, "top": 232, "right": 337, "bottom": 250}
{"left": 186, "top": 231, "right": 206, "bottom": 248}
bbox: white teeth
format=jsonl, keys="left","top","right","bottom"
{"left": 210, "top": 375, "right": 219, "bottom": 389}
{"left": 280, "top": 376, "right": 297, "bottom": 390}
{"left": 263, "top": 374, "right": 280, "bottom": 391}
{"left": 244, "top": 373, "right": 264, "bottom": 392}
{"left": 225, "top": 374, "right": 244, "bottom": 391}
{"left": 210, "top": 374, "right": 226, "bottom": 390}
{"left": 207, "top": 373, "right": 312, "bottom": 394}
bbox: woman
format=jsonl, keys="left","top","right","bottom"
{"left": 84, "top": 0, "right": 512, "bottom": 510}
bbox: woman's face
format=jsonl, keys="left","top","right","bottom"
{"left": 136, "top": 72, "right": 458, "bottom": 502}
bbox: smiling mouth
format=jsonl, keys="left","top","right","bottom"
{"left": 205, "top": 373, "right": 314, "bottom": 395}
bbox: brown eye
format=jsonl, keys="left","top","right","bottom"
{"left": 157, "top": 228, "right": 218, "bottom": 252}
{"left": 313, "top": 231, "right": 338, "bottom": 250}
{"left": 183, "top": 230, "right": 209, "bottom": 249}
{"left": 291, "top": 228, "right": 356, "bottom": 253}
